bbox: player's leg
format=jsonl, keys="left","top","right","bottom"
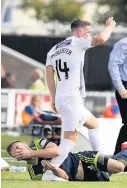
{"left": 84, "top": 114, "right": 99, "bottom": 129}
{"left": 51, "top": 131, "right": 78, "bottom": 166}
{"left": 107, "top": 158, "right": 125, "bottom": 173}
{"left": 77, "top": 150, "right": 126, "bottom": 174}
{"left": 107, "top": 148, "right": 127, "bottom": 173}
{"left": 88, "top": 127, "right": 102, "bottom": 151}
{"left": 81, "top": 105, "right": 101, "bottom": 151}
{"left": 42, "top": 131, "right": 77, "bottom": 181}
{"left": 111, "top": 148, "right": 127, "bottom": 172}
{"left": 42, "top": 97, "right": 80, "bottom": 180}
{"left": 95, "top": 152, "right": 126, "bottom": 173}
{"left": 114, "top": 90, "right": 127, "bottom": 154}
{"left": 50, "top": 119, "right": 80, "bottom": 167}
{"left": 50, "top": 97, "right": 83, "bottom": 166}
{"left": 76, "top": 151, "right": 110, "bottom": 181}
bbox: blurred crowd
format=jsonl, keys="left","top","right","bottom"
{"left": 1, "top": 64, "right": 47, "bottom": 91}
{"left": 1, "top": 64, "right": 16, "bottom": 88}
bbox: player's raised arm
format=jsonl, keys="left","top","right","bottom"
{"left": 92, "top": 17, "right": 116, "bottom": 46}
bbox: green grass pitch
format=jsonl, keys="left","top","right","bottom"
{"left": 1, "top": 172, "right": 127, "bottom": 188}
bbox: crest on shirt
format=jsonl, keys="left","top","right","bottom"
{"left": 56, "top": 39, "right": 72, "bottom": 49}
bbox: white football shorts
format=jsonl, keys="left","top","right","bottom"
{"left": 55, "top": 96, "right": 92, "bottom": 132}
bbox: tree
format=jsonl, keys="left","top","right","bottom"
{"left": 96, "top": 0, "right": 127, "bottom": 24}
{"left": 23, "top": 0, "right": 46, "bottom": 20}
{"left": 22, "top": 0, "right": 84, "bottom": 23}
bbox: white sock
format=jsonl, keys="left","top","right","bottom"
{"left": 88, "top": 127, "right": 102, "bottom": 151}
{"left": 51, "top": 138, "right": 76, "bottom": 167}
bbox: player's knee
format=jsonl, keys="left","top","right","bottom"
{"left": 85, "top": 116, "right": 99, "bottom": 129}
{"left": 114, "top": 162, "right": 125, "bottom": 173}
{"left": 55, "top": 149, "right": 60, "bottom": 157}
{"left": 64, "top": 131, "right": 78, "bottom": 143}
{"left": 93, "top": 118, "right": 99, "bottom": 128}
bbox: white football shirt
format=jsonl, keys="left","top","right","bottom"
{"left": 46, "top": 36, "right": 92, "bottom": 98}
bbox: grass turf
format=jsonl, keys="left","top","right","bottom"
{"left": 1, "top": 134, "right": 32, "bottom": 150}
{"left": 1, "top": 172, "right": 127, "bottom": 188}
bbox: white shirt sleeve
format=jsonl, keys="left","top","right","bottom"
{"left": 76, "top": 37, "right": 92, "bottom": 50}
{"left": 46, "top": 54, "right": 53, "bottom": 67}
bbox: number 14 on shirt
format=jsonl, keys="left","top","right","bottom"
{"left": 56, "top": 59, "right": 70, "bottom": 81}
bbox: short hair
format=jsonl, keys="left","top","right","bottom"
{"left": 71, "top": 18, "right": 91, "bottom": 32}
{"left": 34, "top": 68, "right": 43, "bottom": 79}
{"left": 31, "top": 95, "right": 41, "bottom": 103}
{"left": 7, "top": 141, "right": 20, "bottom": 156}
{"left": 6, "top": 72, "right": 14, "bottom": 78}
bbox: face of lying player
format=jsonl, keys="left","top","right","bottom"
{"left": 78, "top": 26, "right": 92, "bottom": 38}
{"left": 10, "top": 142, "right": 29, "bottom": 157}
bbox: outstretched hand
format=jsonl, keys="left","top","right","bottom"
{"left": 41, "top": 160, "right": 57, "bottom": 171}
{"left": 106, "top": 17, "right": 116, "bottom": 29}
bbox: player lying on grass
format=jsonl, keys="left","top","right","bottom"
{"left": 7, "top": 138, "right": 127, "bottom": 181}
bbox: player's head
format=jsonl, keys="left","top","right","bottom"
{"left": 71, "top": 18, "right": 91, "bottom": 38}
{"left": 7, "top": 141, "right": 29, "bottom": 158}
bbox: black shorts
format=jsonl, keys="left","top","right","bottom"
{"left": 76, "top": 151, "right": 110, "bottom": 181}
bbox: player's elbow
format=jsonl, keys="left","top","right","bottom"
{"left": 56, "top": 150, "right": 60, "bottom": 157}
{"left": 113, "top": 162, "right": 125, "bottom": 173}
{"left": 54, "top": 147, "right": 60, "bottom": 157}
{"left": 98, "top": 37, "right": 107, "bottom": 44}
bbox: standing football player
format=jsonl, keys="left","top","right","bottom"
{"left": 45, "top": 17, "right": 116, "bottom": 180}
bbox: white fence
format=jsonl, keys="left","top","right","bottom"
{"left": 1, "top": 89, "right": 116, "bottom": 126}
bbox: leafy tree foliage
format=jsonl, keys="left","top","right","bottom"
{"left": 23, "top": 0, "right": 84, "bottom": 22}
{"left": 96, "top": 0, "right": 127, "bottom": 24}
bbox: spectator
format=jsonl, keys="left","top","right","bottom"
{"left": 1, "top": 69, "right": 16, "bottom": 88}
{"left": 6, "top": 72, "right": 16, "bottom": 88}
{"left": 103, "top": 97, "right": 120, "bottom": 118}
{"left": 1, "top": 64, "right": 8, "bottom": 88}
{"left": 22, "top": 95, "right": 61, "bottom": 126}
{"left": 22, "top": 95, "right": 42, "bottom": 126}
{"left": 29, "top": 68, "right": 47, "bottom": 91}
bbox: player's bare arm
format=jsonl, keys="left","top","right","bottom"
{"left": 92, "top": 17, "right": 116, "bottom": 46}
{"left": 42, "top": 160, "right": 69, "bottom": 180}
{"left": 13, "top": 142, "right": 59, "bottom": 160}
{"left": 46, "top": 65, "right": 57, "bottom": 112}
